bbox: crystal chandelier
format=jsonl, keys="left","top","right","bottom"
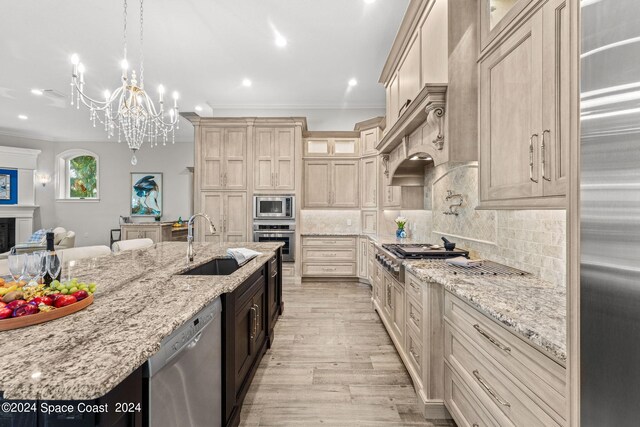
{"left": 70, "top": 0, "right": 179, "bottom": 165}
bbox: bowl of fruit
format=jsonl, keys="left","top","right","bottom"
{"left": 0, "top": 279, "right": 97, "bottom": 331}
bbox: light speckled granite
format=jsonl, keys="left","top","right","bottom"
{"left": 404, "top": 259, "right": 566, "bottom": 363}
{"left": 301, "top": 232, "right": 429, "bottom": 245}
{"left": 0, "top": 242, "right": 282, "bottom": 401}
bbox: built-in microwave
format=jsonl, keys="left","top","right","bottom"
{"left": 253, "top": 195, "right": 295, "bottom": 220}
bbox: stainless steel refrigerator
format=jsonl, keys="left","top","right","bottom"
{"left": 581, "top": 0, "right": 640, "bottom": 424}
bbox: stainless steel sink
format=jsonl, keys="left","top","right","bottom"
{"left": 180, "top": 258, "right": 239, "bottom": 276}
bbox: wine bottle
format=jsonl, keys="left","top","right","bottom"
{"left": 43, "top": 232, "right": 61, "bottom": 285}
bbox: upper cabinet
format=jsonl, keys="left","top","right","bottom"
{"left": 304, "top": 137, "right": 359, "bottom": 157}
{"left": 377, "top": 0, "right": 477, "bottom": 169}
{"left": 254, "top": 127, "right": 295, "bottom": 191}
{"left": 200, "top": 126, "right": 247, "bottom": 190}
{"left": 303, "top": 160, "right": 359, "bottom": 209}
{"left": 361, "top": 127, "right": 381, "bottom": 156}
{"left": 480, "top": 0, "right": 533, "bottom": 52}
{"left": 381, "top": 0, "right": 448, "bottom": 137}
{"left": 478, "top": 0, "right": 571, "bottom": 208}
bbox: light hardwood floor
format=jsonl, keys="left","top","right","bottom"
{"left": 239, "top": 281, "right": 457, "bottom": 427}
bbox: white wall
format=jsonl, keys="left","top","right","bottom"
{"left": 0, "top": 134, "right": 194, "bottom": 247}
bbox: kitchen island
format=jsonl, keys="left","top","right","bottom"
{"left": 0, "top": 241, "right": 283, "bottom": 426}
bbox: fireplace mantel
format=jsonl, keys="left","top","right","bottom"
{"left": 0, "top": 146, "right": 42, "bottom": 243}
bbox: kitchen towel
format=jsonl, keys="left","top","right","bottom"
{"left": 445, "top": 256, "right": 484, "bottom": 267}
{"left": 227, "top": 248, "right": 262, "bottom": 266}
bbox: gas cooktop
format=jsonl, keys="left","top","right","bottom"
{"left": 382, "top": 243, "right": 469, "bottom": 259}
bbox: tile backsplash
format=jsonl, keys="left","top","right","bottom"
{"left": 301, "top": 162, "right": 566, "bottom": 287}
{"left": 299, "top": 210, "right": 361, "bottom": 234}
{"left": 425, "top": 162, "right": 566, "bottom": 286}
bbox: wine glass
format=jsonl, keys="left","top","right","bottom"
{"left": 46, "top": 251, "right": 62, "bottom": 284}
{"left": 7, "top": 253, "right": 26, "bottom": 283}
{"left": 24, "top": 253, "right": 42, "bottom": 287}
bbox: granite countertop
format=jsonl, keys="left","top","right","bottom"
{"left": 0, "top": 242, "right": 282, "bottom": 401}
{"left": 300, "top": 232, "right": 427, "bottom": 245}
{"left": 403, "top": 260, "right": 566, "bottom": 364}
{"left": 120, "top": 222, "right": 175, "bottom": 226}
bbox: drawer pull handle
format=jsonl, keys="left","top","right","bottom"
{"left": 473, "top": 370, "right": 511, "bottom": 407}
{"left": 322, "top": 253, "right": 337, "bottom": 257}
{"left": 410, "top": 282, "right": 420, "bottom": 292}
{"left": 473, "top": 424, "right": 479, "bottom": 427}
{"left": 249, "top": 306, "right": 257, "bottom": 340}
{"left": 473, "top": 324, "right": 511, "bottom": 353}
{"left": 410, "top": 312, "right": 420, "bottom": 325}
{"left": 322, "top": 267, "right": 336, "bottom": 271}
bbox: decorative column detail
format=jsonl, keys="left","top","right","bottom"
{"left": 427, "top": 106, "right": 446, "bottom": 150}
{"left": 381, "top": 155, "right": 390, "bottom": 178}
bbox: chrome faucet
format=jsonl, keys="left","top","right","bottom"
{"left": 187, "top": 213, "right": 216, "bottom": 262}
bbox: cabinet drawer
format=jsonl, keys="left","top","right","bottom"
{"left": 445, "top": 365, "right": 502, "bottom": 427}
{"left": 302, "top": 247, "right": 356, "bottom": 262}
{"left": 405, "top": 274, "right": 423, "bottom": 307}
{"left": 405, "top": 327, "right": 423, "bottom": 378}
{"left": 445, "top": 322, "right": 562, "bottom": 427}
{"left": 302, "top": 263, "right": 357, "bottom": 277}
{"left": 301, "top": 236, "right": 357, "bottom": 247}
{"left": 444, "top": 292, "right": 566, "bottom": 420}
{"left": 282, "top": 262, "right": 294, "bottom": 277}
{"left": 406, "top": 294, "right": 423, "bottom": 338}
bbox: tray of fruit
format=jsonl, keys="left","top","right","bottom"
{"left": 0, "top": 278, "right": 97, "bottom": 331}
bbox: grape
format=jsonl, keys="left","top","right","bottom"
{"left": 69, "top": 287, "right": 78, "bottom": 293}
{"left": 61, "top": 289, "right": 69, "bottom": 294}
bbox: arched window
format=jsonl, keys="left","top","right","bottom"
{"left": 56, "top": 149, "right": 99, "bottom": 200}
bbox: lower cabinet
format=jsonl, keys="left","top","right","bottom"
{"left": 120, "top": 224, "right": 172, "bottom": 243}
{"left": 443, "top": 292, "right": 566, "bottom": 426}
{"left": 373, "top": 269, "right": 448, "bottom": 419}
{"left": 301, "top": 236, "right": 358, "bottom": 278}
{"left": 222, "top": 253, "right": 282, "bottom": 427}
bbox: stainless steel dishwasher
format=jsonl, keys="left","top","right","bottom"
{"left": 145, "top": 298, "right": 222, "bottom": 427}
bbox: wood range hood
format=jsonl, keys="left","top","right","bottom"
{"left": 378, "top": 84, "right": 448, "bottom": 187}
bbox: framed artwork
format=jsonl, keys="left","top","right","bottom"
{"left": 130, "top": 173, "right": 163, "bottom": 217}
{"left": 0, "top": 169, "right": 18, "bottom": 204}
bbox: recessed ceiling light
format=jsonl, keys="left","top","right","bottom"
{"left": 275, "top": 34, "right": 287, "bottom": 48}
{"left": 18, "top": 114, "right": 28, "bottom": 120}
{"left": 31, "top": 89, "right": 43, "bottom": 96}
{"left": 195, "top": 105, "right": 203, "bottom": 112}
{"left": 364, "top": 0, "right": 376, "bottom": 4}
{"left": 242, "top": 78, "right": 252, "bottom": 87}
{"left": 348, "top": 78, "right": 358, "bottom": 87}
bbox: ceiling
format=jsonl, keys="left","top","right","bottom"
{"left": 0, "top": 0, "right": 409, "bottom": 142}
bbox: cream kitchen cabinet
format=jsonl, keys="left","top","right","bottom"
{"left": 479, "top": 0, "right": 570, "bottom": 209}
{"left": 301, "top": 236, "right": 357, "bottom": 278}
{"left": 361, "top": 210, "right": 377, "bottom": 234}
{"left": 383, "top": 185, "right": 402, "bottom": 208}
{"left": 361, "top": 127, "right": 381, "bottom": 156}
{"left": 120, "top": 223, "right": 172, "bottom": 243}
{"left": 382, "top": 0, "right": 448, "bottom": 134}
{"left": 373, "top": 269, "right": 448, "bottom": 419}
{"left": 303, "top": 159, "right": 359, "bottom": 208}
{"left": 200, "top": 192, "right": 247, "bottom": 243}
{"left": 444, "top": 291, "right": 566, "bottom": 426}
{"left": 398, "top": 32, "right": 422, "bottom": 117}
{"left": 199, "top": 126, "right": 247, "bottom": 190}
{"left": 304, "top": 137, "right": 359, "bottom": 157}
{"left": 386, "top": 73, "right": 400, "bottom": 134}
{"left": 358, "top": 237, "right": 369, "bottom": 280}
{"left": 361, "top": 156, "right": 377, "bottom": 208}
{"left": 254, "top": 127, "right": 295, "bottom": 191}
